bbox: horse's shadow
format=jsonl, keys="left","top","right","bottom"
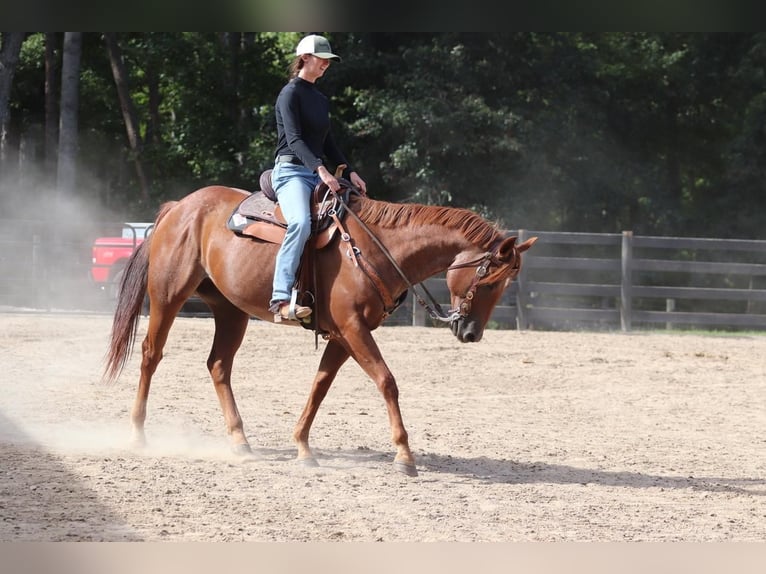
{"left": 417, "top": 452, "right": 766, "bottom": 495}
{"left": 255, "top": 446, "right": 766, "bottom": 496}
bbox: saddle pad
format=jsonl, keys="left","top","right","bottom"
{"left": 228, "top": 192, "right": 284, "bottom": 232}
{"left": 233, "top": 191, "right": 281, "bottom": 223}
{"left": 227, "top": 191, "right": 341, "bottom": 248}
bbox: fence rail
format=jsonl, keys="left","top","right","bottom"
{"left": 514, "top": 229, "right": 766, "bottom": 331}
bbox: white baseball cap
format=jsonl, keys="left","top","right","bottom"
{"left": 295, "top": 34, "right": 341, "bottom": 62}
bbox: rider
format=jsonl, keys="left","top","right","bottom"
{"left": 269, "top": 34, "right": 367, "bottom": 321}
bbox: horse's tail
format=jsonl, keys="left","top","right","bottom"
{"left": 102, "top": 201, "right": 177, "bottom": 383}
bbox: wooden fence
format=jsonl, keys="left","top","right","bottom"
{"left": 2, "top": 220, "right": 765, "bottom": 331}
{"left": 399, "top": 230, "right": 766, "bottom": 332}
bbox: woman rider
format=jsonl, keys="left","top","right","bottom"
{"left": 269, "top": 33, "right": 367, "bottom": 321}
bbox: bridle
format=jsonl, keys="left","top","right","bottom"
{"left": 444, "top": 249, "right": 519, "bottom": 320}
{"left": 334, "top": 191, "right": 518, "bottom": 324}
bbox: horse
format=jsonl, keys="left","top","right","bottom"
{"left": 103, "top": 184, "right": 537, "bottom": 476}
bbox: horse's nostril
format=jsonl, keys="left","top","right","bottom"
{"left": 463, "top": 332, "right": 476, "bottom": 343}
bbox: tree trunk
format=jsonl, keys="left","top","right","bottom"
{"left": 664, "top": 100, "right": 682, "bottom": 232}
{"left": 221, "top": 32, "right": 240, "bottom": 127}
{"left": 103, "top": 32, "right": 150, "bottom": 201}
{"left": 56, "top": 32, "right": 82, "bottom": 203}
{"left": 44, "top": 32, "right": 59, "bottom": 182}
{"left": 145, "top": 64, "right": 161, "bottom": 147}
{"left": 222, "top": 33, "right": 247, "bottom": 179}
{"left": 0, "top": 32, "right": 26, "bottom": 177}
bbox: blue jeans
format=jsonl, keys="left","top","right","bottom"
{"left": 270, "top": 162, "right": 320, "bottom": 305}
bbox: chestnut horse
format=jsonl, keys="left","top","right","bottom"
{"left": 103, "top": 185, "right": 536, "bottom": 476}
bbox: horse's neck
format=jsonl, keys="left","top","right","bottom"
{"left": 375, "top": 226, "right": 469, "bottom": 284}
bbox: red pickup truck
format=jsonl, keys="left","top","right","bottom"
{"left": 91, "top": 222, "right": 154, "bottom": 298}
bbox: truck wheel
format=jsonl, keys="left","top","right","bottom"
{"left": 109, "top": 263, "right": 127, "bottom": 300}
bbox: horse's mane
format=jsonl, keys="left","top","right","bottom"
{"left": 354, "top": 197, "right": 502, "bottom": 250}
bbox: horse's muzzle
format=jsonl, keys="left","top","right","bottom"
{"left": 451, "top": 317, "right": 483, "bottom": 343}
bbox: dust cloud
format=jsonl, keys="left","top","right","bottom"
{"left": 0, "top": 163, "right": 141, "bottom": 313}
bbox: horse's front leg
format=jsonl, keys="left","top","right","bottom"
{"left": 293, "top": 339, "right": 350, "bottom": 466}
{"left": 343, "top": 328, "right": 417, "bottom": 477}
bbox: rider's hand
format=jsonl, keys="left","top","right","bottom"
{"left": 349, "top": 172, "right": 367, "bottom": 196}
{"left": 317, "top": 165, "right": 341, "bottom": 192}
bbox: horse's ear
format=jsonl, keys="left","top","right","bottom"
{"left": 497, "top": 235, "right": 538, "bottom": 262}
{"left": 517, "top": 236, "right": 538, "bottom": 253}
{"left": 496, "top": 236, "right": 518, "bottom": 262}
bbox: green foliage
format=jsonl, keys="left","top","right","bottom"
{"left": 4, "top": 33, "right": 766, "bottom": 239}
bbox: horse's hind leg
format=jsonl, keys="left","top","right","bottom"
{"left": 130, "top": 304, "right": 180, "bottom": 448}
{"left": 293, "top": 338, "right": 350, "bottom": 466}
{"left": 203, "top": 296, "right": 252, "bottom": 457}
{"left": 131, "top": 245, "right": 203, "bottom": 449}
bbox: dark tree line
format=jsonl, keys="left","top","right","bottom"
{"left": 2, "top": 32, "right": 765, "bottom": 239}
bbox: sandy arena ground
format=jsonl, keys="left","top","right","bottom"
{"left": 0, "top": 312, "right": 764, "bottom": 542}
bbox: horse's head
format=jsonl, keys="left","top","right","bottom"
{"left": 446, "top": 235, "right": 537, "bottom": 343}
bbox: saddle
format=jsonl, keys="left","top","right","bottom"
{"left": 227, "top": 168, "right": 353, "bottom": 248}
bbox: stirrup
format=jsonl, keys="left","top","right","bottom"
{"left": 277, "top": 303, "right": 311, "bottom": 321}
{"left": 271, "top": 290, "right": 312, "bottom": 323}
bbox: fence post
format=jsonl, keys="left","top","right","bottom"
{"left": 665, "top": 298, "right": 675, "bottom": 330}
{"left": 515, "top": 229, "right": 529, "bottom": 330}
{"left": 411, "top": 291, "right": 426, "bottom": 326}
{"left": 32, "top": 234, "right": 42, "bottom": 309}
{"left": 621, "top": 231, "right": 633, "bottom": 331}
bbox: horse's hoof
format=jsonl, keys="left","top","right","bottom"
{"left": 298, "top": 457, "right": 319, "bottom": 468}
{"left": 394, "top": 461, "right": 418, "bottom": 477}
{"left": 232, "top": 443, "right": 255, "bottom": 457}
{"left": 234, "top": 445, "right": 261, "bottom": 464}
{"left": 129, "top": 437, "right": 147, "bottom": 450}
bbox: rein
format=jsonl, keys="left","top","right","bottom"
{"left": 333, "top": 191, "right": 509, "bottom": 324}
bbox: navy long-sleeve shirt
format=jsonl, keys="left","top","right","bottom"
{"left": 274, "top": 77, "right": 351, "bottom": 175}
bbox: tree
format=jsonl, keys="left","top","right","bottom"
{"left": 56, "top": 32, "right": 82, "bottom": 203}
{"left": 103, "top": 32, "right": 150, "bottom": 201}
{"left": 0, "top": 32, "right": 26, "bottom": 178}
{"left": 2, "top": 33, "right": 766, "bottom": 238}
{"left": 332, "top": 33, "right": 525, "bottom": 213}
{"left": 44, "top": 33, "right": 58, "bottom": 181}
